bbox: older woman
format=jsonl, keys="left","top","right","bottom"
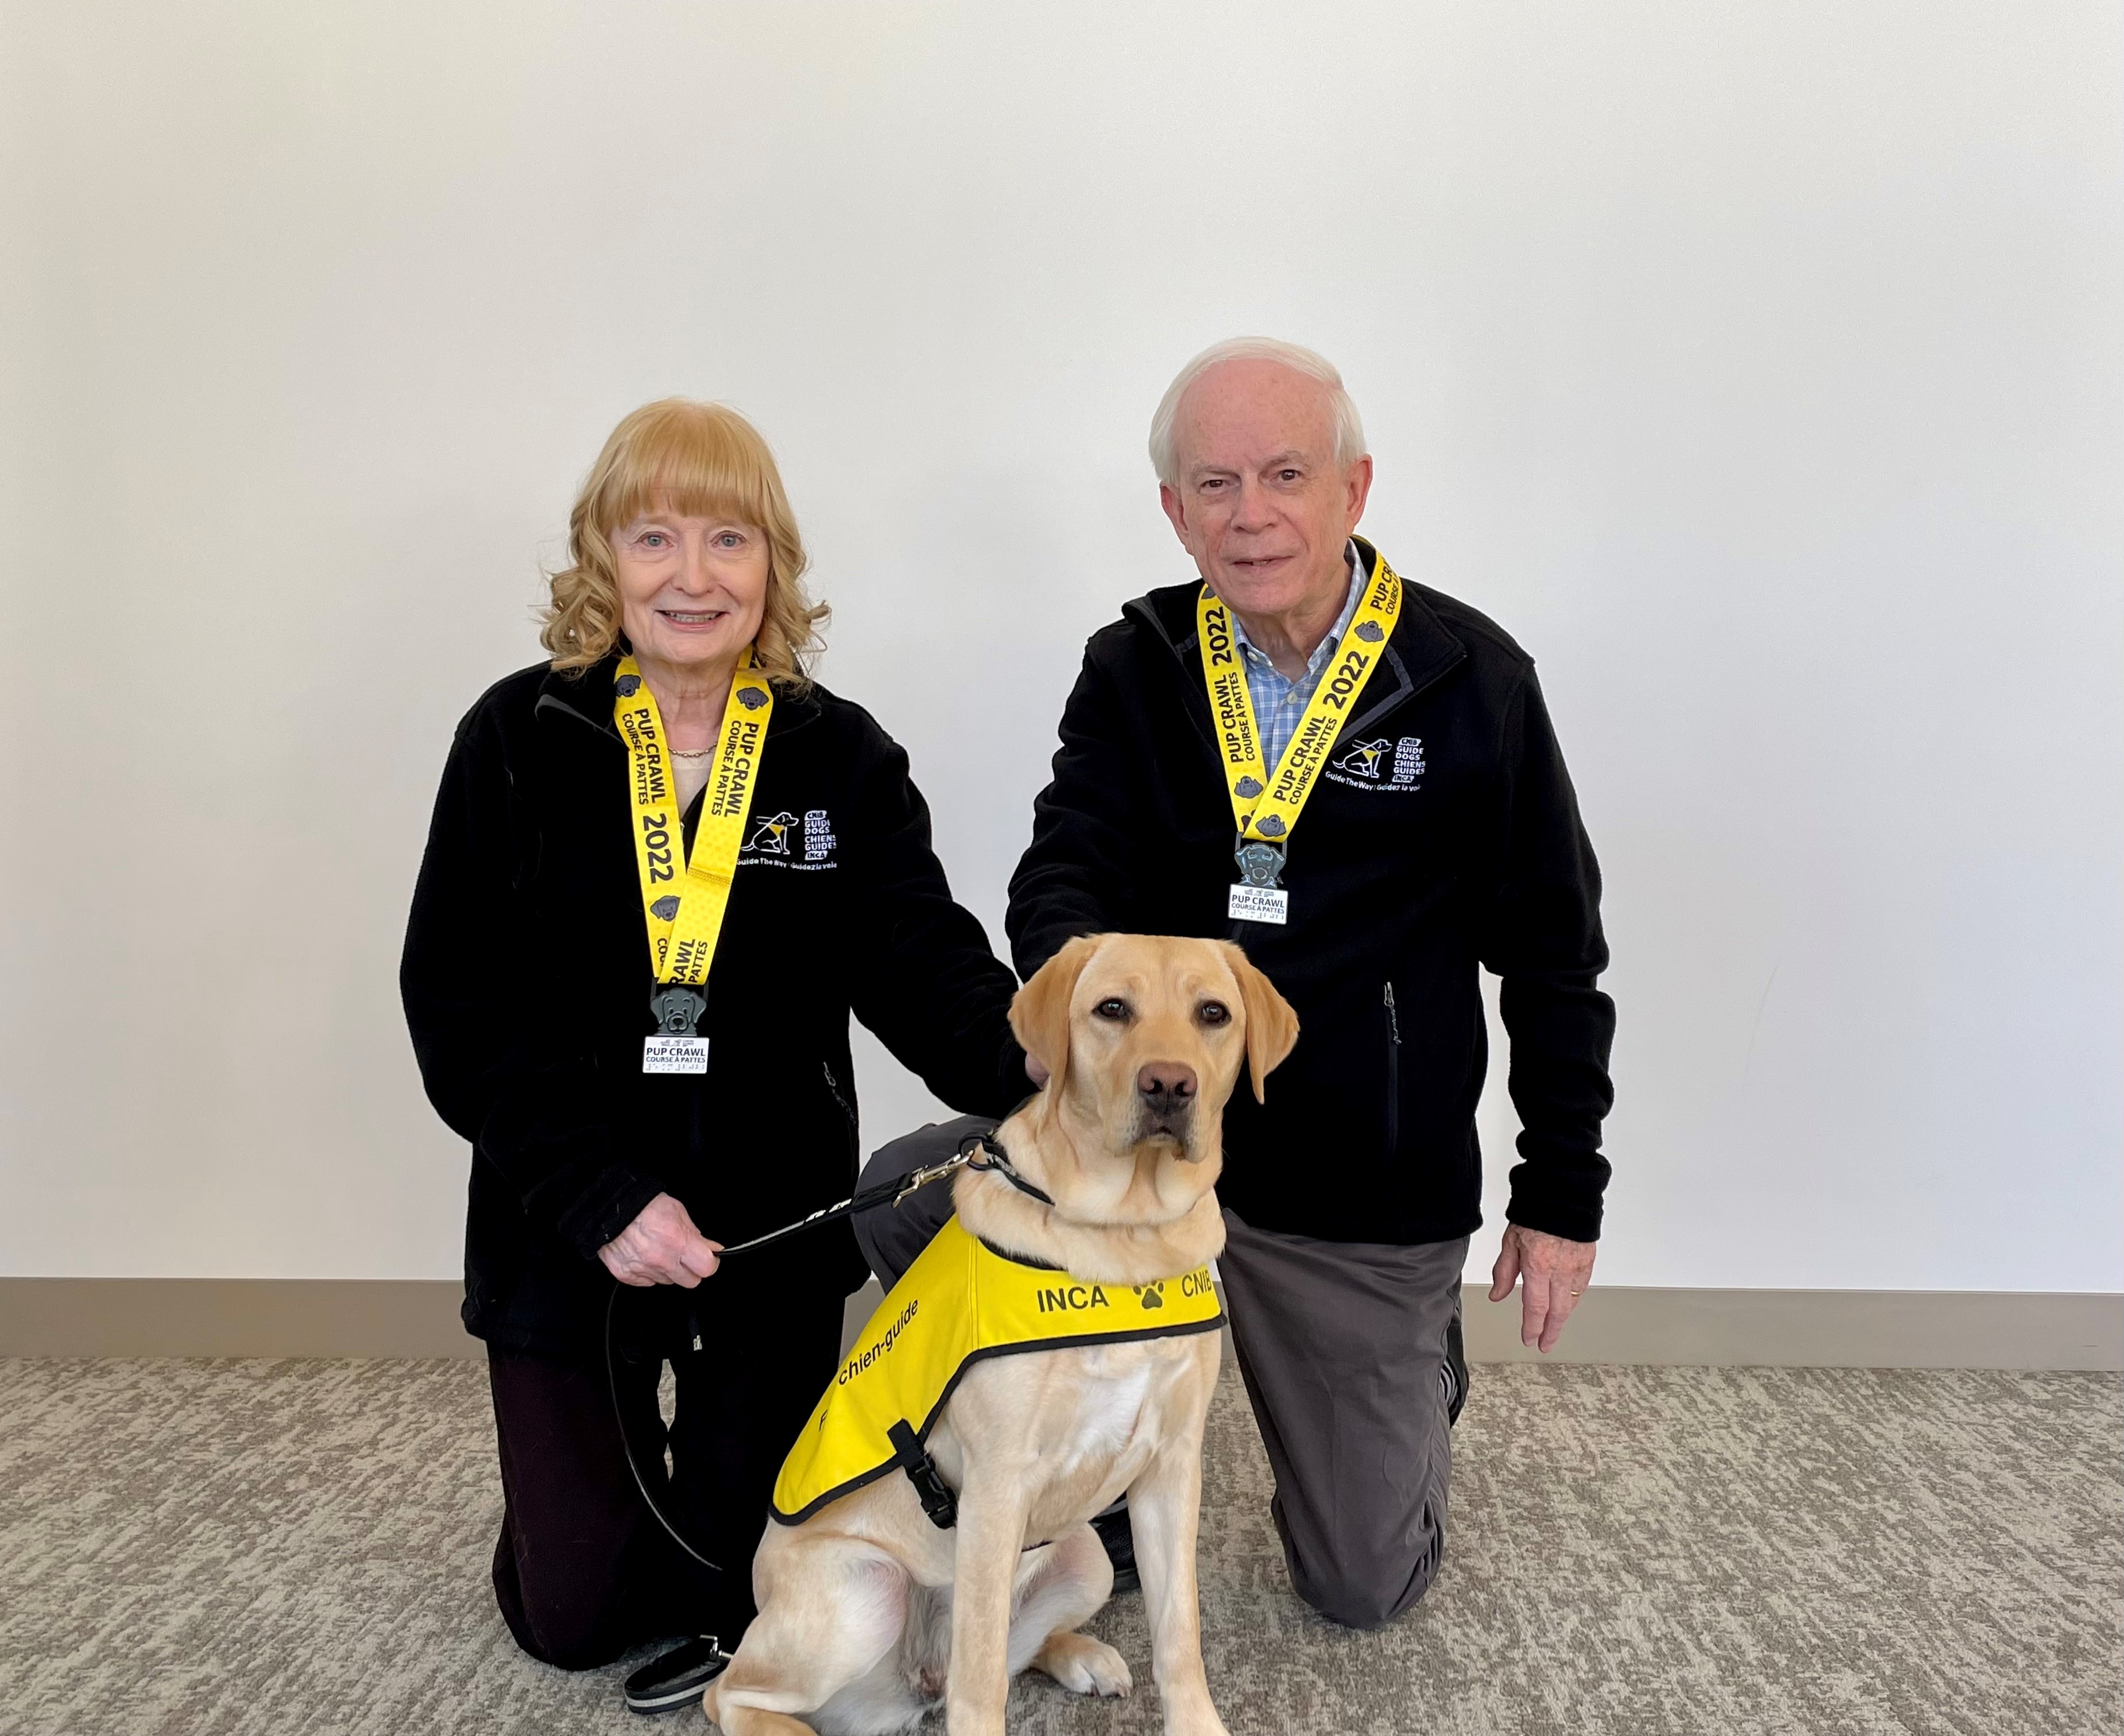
{"left": 401, "top": 400, "right": 1027, "bottom": 1712}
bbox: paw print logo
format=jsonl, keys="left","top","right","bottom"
{"left": 1133, "top": 1281, "right": 1166, "bottom": 1311}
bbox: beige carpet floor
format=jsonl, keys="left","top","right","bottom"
{"left": 0, "top": 1354, "right": 2116, "bottom": 1735}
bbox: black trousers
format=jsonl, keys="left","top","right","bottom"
{"left": 483, "top": 1278, "right": 844, "bottom": 1669}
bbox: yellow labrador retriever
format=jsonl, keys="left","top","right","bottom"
{"left": 707, "top": 933, "right": 1298, "bottom": 1736}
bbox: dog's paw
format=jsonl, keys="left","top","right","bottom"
{"left": 1032, "top": 1632, "right": 1132, "bottom": 1698}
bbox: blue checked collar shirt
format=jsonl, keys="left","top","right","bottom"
{"left": 1227, "top": 542, "right": 1365, "bottom": 773}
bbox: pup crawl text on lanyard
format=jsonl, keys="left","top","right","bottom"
{"left": 1197, "top": 556, "right": 1402, "bottom": 924}
{"left": 614, "top": 650, "right": 772, "bottom": 1074}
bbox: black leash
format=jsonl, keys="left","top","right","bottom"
{"left": 719, "top": 1130, "right": 1051, "bottom": 1256}
{"left": 605, "top": 1132, "right": 1047, "bottom": 1570}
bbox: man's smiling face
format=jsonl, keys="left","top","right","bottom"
{"left": 1158, "top": 358, "right": 1372, "bottom": 620}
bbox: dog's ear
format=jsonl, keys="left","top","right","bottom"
{"left": 1010, "top": 935, "right": 1104, "bottom": 1095}
{"left": 1217, "top": 942, "right": 1300, "bottom": 1103}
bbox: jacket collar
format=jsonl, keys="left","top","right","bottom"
{"left": 533, "top": 656, "right": 623, "bottom": 740}
{"left": 532, "top": 650, "right": 823, "bottom": 744}
{"left": 1120, "top": 536, "right": 1468, "bottom": 744}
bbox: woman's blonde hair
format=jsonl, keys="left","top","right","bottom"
{"left": 541, "top": 398, "right": 829, "bottom": 685}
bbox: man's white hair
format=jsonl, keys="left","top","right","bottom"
{"left": 1147, "top": 336, "right": 1368, "bottom": 487}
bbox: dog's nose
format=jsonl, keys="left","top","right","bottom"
{"left": 1137, "top": 1063, "right": 1197, "bottom": 1109}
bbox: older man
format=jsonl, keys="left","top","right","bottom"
{"left": 858, "top": 337, "right": 1614, "bottom": 1628}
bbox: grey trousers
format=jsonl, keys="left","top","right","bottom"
{"left": 851, "top": 1118, "right": 1469, "bottom": 1629}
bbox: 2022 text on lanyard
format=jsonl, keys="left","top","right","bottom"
{"left": 614, "top": 648, "right": 773, "bottom": 1074}
{"left": 1197, "top": 555, "right": 1403, "bottom": 924}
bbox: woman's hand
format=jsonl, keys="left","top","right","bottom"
{"left": 598, "top": 1192, "right": 723, "bottom": 1287}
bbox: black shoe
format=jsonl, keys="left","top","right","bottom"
{"left": 624, "top": 1636, "right": 731, "bottom": 1715}
{"left": 1090, "top": 1501, "right": 1139, "bottom": 1595}
{"left": 1443, "top": 1310, "right": 1469, "bottom": 1427}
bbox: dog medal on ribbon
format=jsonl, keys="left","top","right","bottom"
{"left": 1228, "top": 836, "right": 1289, "bottom": 926}
{"left": 1197, "top": 553, "right": 1403, "bottom": 928}
{"left": 617, "top": 647, "right": 773, "bottom": 1076}
{"left": 643, "top": 984, "right": 711, "bottom": 1075}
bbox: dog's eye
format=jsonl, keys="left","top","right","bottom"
{"left": 1093, "top": 998, "right": 1131, "bottom": 1022}
{"left": 1198, "top": 1001, "right": 1231, "bottom": 1026}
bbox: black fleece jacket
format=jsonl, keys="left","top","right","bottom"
{"left": 401, "top": 655, "right": 1027, "bottom": 1357}
{"left": 1006, "top": 539, "right": 1615, "bottom": 1246}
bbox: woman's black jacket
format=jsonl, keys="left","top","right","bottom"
{"left": 401, "top": 654, "right": 1027, "bottom": 1359}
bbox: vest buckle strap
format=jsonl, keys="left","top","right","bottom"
{"left": 885, "top": 1419, "right": 959, "bottom": 1529}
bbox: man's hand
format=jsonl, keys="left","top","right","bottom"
{"left": 598, "top": 1192, "right": 722, "bottom": 1288}
{"left": 1488, "top": 1224, "right": 1596, "bottom": 1353}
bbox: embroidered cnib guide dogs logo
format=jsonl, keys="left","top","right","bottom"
{"left": 741, "top": 808, "right": 840, "bottom": 869}
{"left": 1328, "top": 735, "right": 1427, "bottom": 791}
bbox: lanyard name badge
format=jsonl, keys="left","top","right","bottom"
{"left": 614, "top": 650, "right": 773, "bottom": 1074}
{"left": 1197, "top": 555, "right": 1402, "bottom": 925}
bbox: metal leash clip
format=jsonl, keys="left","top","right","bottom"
{"left": 895, "top": 1149, "right": 974, "bottom": 1205}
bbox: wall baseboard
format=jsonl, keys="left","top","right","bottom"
{"left": 1, "top": 1277, "right": 2117, "bottom": 1370}
{"left": 1454, "top": 1283, "right": 2121, "bottom": 1370}
{"left": 0, "top": 1278, "right": 478, "bottom": 1361}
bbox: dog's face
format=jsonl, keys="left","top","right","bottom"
{"left": 1009, "top": 935, "right": 1299, "bottom": 1223}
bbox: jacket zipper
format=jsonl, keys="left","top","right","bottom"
{"left": 1383, "top": 982, "right": 1401, "bottom": 1152}
{"left": 822, "top": 1061, "right": 857, "bottom": 1133}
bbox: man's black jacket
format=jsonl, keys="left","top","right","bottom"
{"left": 402, "top": 655, "right": 1026, "bottom": 1357}
{"left": 1006, "top": 539, "right": 1615, "bottom": 1245}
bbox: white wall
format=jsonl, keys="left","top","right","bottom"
{"left": 1, "top": 2, "right": 2117, "bottom": 1291}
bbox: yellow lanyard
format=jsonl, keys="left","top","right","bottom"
{"left": 614, "top": 651, "right": 773, "bottom": 1065}
{"left": 1197, "top": 555, "right": 1402, "bottom": 921}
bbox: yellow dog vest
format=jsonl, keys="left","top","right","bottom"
{"left": 771, "top": 1216, "right": 1222, "bottom": 1525}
